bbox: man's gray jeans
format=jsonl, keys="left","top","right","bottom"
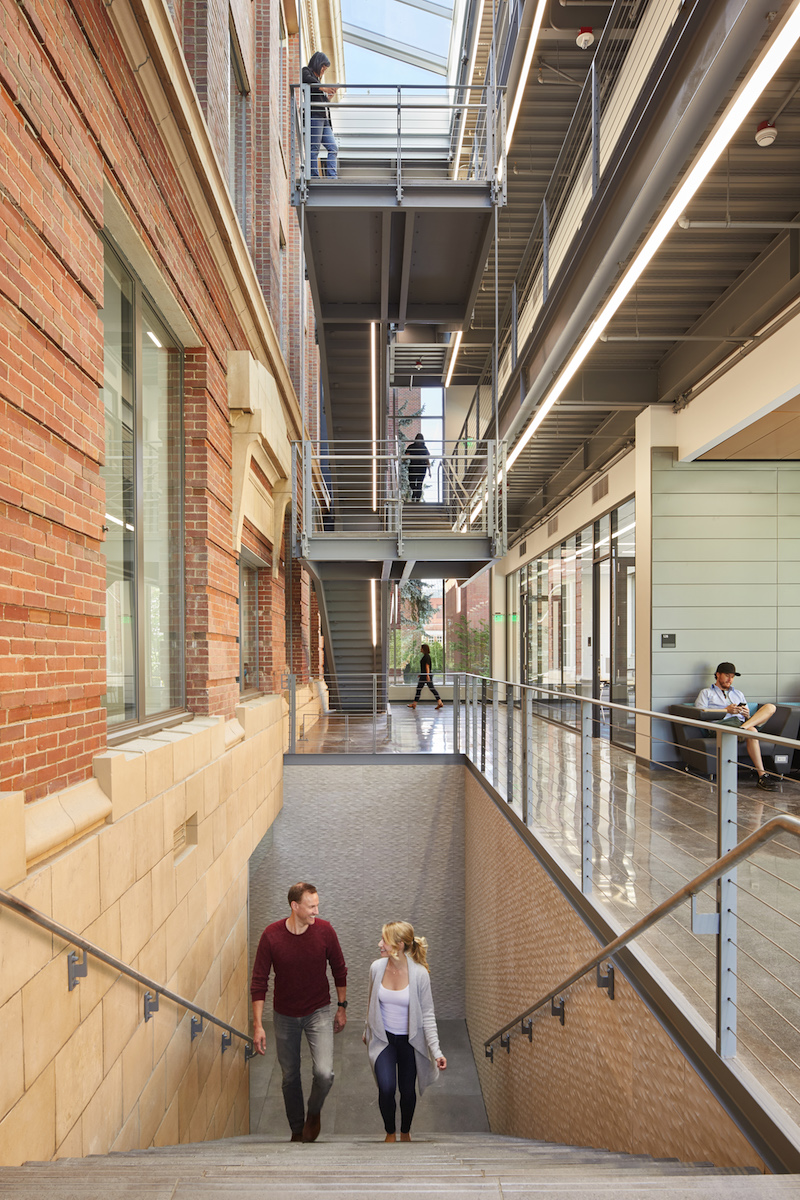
{"left": 273, "top": 1006, "right": 335, "bottom": 1133}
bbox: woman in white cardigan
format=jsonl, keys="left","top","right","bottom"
{"left": 363, "top": 921, "right": 446, "bottom": 1142}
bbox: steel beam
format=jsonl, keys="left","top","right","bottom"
{"left": 342, "top": 24, "right": 447, "bottom": 75}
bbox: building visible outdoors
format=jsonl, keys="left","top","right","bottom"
{"left": 3, "top": 0, "right": 800, "bottom": 1182}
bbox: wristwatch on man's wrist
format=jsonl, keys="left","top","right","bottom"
{"left": 337, "top": 1001, "right": 348, "bottom": 1009}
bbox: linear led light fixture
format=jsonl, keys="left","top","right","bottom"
{"left": 451, "top": 0, "right": 485, "bottom": 180}
{"left": 371, "top": 322, "right": 378, "bottom": 511}
{"left": 498, "top": 0, "right": 548, "bottom": 184}
{"left": 505, "top": 2, "right": 800, "bottom": 476}
{"left": 444, "top": 330, "right": 463, "bottom": 387}
{"left": 370, "top": 578, "right": 378, "bottom": 647}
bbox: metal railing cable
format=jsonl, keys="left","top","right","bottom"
{"left": 0, "top": 886, "right": 254, "bottom": 1055}
{"left": 483, "top": 815, "right": 800, "bottom": 1055}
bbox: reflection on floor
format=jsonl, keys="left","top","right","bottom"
{"left": 250, "top": 1021, "right": 489, "bottom": 1139}
{"left": 292, "top": 699, "right": 800, "bottom": 1133}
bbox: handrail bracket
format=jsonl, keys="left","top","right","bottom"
{"left": 68, "top": 949, "right": 88, "bottom": 992}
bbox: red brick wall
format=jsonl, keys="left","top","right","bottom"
{"left": 0, "top": 0, "right": 318, "bottom": 799}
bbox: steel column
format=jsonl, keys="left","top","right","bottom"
{"left": 591, "top": 59, "right": 599, "bottom": 197}
{"left": 717, "top": 729, "right": 739, "bottom": 1058}
{"left": 581, "top": 699, "right": 593, "bottom": 894}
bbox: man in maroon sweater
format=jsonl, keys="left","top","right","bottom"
{"left": 251, "top": 881, "right": 347, "bottom": 1142}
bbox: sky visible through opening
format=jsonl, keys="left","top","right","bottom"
{"left": 341, "top": 0, "right": 454, "bottom": 86}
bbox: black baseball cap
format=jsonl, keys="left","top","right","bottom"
{"left": 715, "top": 662, "right": 740, "bottom": 676}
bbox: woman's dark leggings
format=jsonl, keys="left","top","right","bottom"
{"left": 414, "top": 675, "right": 441, "bottom": 702}
{"left": 375, "top": 1032, "right": 417, "bottom": 1134}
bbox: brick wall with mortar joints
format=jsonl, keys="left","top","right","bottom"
{"left": 464, "top": 772, "right": 765, "bottom": 1169}
{"left": 1, "top": 0, "right": 319, "bottom": 799}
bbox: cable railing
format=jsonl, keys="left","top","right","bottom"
{"left": 0, "top": 886, "right": 255, "bottom": 1057}
{"left": 458, "top": 674, "right": 800, "bottom": 1134}
{"left": 291, "top": 439, "right": 507, "bottom": 557}
{"left": 483, "top": 813, "right": 800, "bottom": 1050}
{"left": 290, "top": 84, "right": 506, "bottom": 199}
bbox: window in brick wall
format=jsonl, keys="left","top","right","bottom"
{"left": 100, "top": 241, "right": 185, "bottom": 728}
{"left": 239, "top": 550, "right": 265, "bottom": 694}
{"left": 278, "top": 222, "right": 287, "bottom": 354}
{"left": 229, "top": 20, "right": 250, "bottom": 235}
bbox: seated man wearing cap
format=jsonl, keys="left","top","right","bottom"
{"left": 695, "top": 662, "right": 778, "bottom": 791}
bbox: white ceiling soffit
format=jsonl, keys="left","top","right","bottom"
{"left": 342, "top": 22, "right": 449, "bottom": 74}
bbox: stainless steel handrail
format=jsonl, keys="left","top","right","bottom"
{"left": 461, "top": 672, "right": 800, "bottom": 752}
{"left": 0, "top": 886, "right": 254, "bottom": 1051}
{"left": 484, "top": 814, "right": 800, "bottom": 1052}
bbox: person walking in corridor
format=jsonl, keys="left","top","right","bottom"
{"left": 363, "top": 921, "right": 446, "bottom": 1142}
{"left": 408, "top": 643, "right": 443, "bottom": 710}
{"left": 251, "top": 882, "right": 348, "bottom": 1142}
{"left": 405, "top": 432, "right": 431, "bottom": 501}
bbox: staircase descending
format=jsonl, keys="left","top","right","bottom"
{"left": 2, "top": 1133, "right": 785, "bottom": 1198}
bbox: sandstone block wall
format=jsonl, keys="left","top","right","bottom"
{"left": 0, "top": 696, "right": 300, "bottom": 1165}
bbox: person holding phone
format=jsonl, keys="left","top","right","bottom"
{"left": 695, "top": 662, "right": 778, "bottom": 790}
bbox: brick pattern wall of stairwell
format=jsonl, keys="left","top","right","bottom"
{"left": 463, "top": 770, "right": 765, "bottom": 1171}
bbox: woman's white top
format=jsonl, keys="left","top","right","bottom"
{"left": 365, "top": 958, "right": 442, "bottom": 1095}
{"left": 378, "top": 983, "right": 410, "bottom": 1034}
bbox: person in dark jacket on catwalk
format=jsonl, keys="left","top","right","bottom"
{"left": 302, "top": 51, "right": 338, "bottom": 178}
{"left": 408, "top": 643, "right": 443, "bottom": 710}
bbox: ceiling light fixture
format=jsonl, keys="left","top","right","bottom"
{"left": 451, "top": 0, "right": 486, "bottom": 179}
{"left": 500, "top": 0, "right": 549, "bottom": 181}
{"left": 505, "top": 2, "right": 800, "bottom": 476}
{"left": 444, "top": 330, "right": 463, "bottom": 388}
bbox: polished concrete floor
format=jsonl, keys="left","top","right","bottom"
{"left": 250, "top": 1021, "right": 489, "bottom": 1140}
{"left": 291, "top": 700, "right": 800, "bottom": 1133}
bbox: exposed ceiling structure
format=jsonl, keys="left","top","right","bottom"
{"left": 448, "top": 0, "right": 800, "bottom": 543}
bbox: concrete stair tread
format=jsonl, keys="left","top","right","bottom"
{"left": 3, "top": 1133, "right": 794, "bottom": 1199}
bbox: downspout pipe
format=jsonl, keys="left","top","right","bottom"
{"left": 502, "top": 0, "right": 775, "bottom": 453}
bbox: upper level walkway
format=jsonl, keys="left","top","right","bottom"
{"left": 293, "top": 439, "right": 506, "bottom": 580}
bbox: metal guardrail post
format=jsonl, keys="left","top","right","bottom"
{"left": 717, "top": 729, "right": 738, "bottom": 1058}
{"left": 373, "top": 673, "right": 378, "bottom": 755}
{"left": 453, "top": 673, "right": 460, "bottom": 753}
{"left": 480, "top": 679, "right": 487, "bottom": 774}
{"left": 291, "top": 442, "right": 298, "bottom": 555}
{"left": 289, "top": 673, "right": 297, "bottom": 754}
{"left": 463, "top": 675, "right": 470, "bottom": 758}
{"left": 543, "top": 197, "right": 550, "bottom": 303}
{"left": 521, "top": 684, "right": 529, "bottom": 825}
{"left": 492, "top": 682, "right": 499, "bottom": 789}
{"left": 506, "top": 684, "right": 514, "bottom": 803}
{"left": 581, "top": 699, "right": 593, "bottom": 895}
{"left": 302, "top": 442, "right": 312, "bottom": 553}
{"left": 303, "top": 84, "right": 311, "bottom": 185}
{"left": 591, "top": 59, "right": 599, "bottom": 198}
{"left": 396, "top": 87, "right": 402, "bottom": 204}
{"left": 487, "top": 441, "right": 495, "bottom": 544}
{"left": 472, "top": 676, "right": 479, "bottom": 759}
{"left": 524, "top": 687, "right": 533, "bottom": 826}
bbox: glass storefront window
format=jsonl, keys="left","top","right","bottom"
{"left": 101, "top": 243, "right": 184, "bottom": 728}
{"left": 515, "top": 498, "right": 635, "bottom": 746}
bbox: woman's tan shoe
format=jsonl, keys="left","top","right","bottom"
{"left": 385, "top": 1133, "right": 397, "bottom": 1143}
{"left": 400, "top": 1132, "right": 411, "bottom": 1142}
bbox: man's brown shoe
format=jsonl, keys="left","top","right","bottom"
{"left": 302, "top": 1112, "right": 321, "bottom": 1142}
{"left": 290, "top": 1131, "right": 304, "bottom": 1142}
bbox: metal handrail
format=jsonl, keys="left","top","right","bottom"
{"left": 484, "top": 814, "right": 800, "bottom": 1053}
{"left": 0, "top": 886, "right": 254, "bottom": 1052}
{"left": 460, "top": 672, "right": 800, "bottom": 752}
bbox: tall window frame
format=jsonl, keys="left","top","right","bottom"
{"left": 239, "top": 549, "right": 266, "bottom": 695}
{"left": 100, "top": 237, "right": 186, "bottom": 733}
{"left": 228, "top": 17, "right": 250, "bottom": 235}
